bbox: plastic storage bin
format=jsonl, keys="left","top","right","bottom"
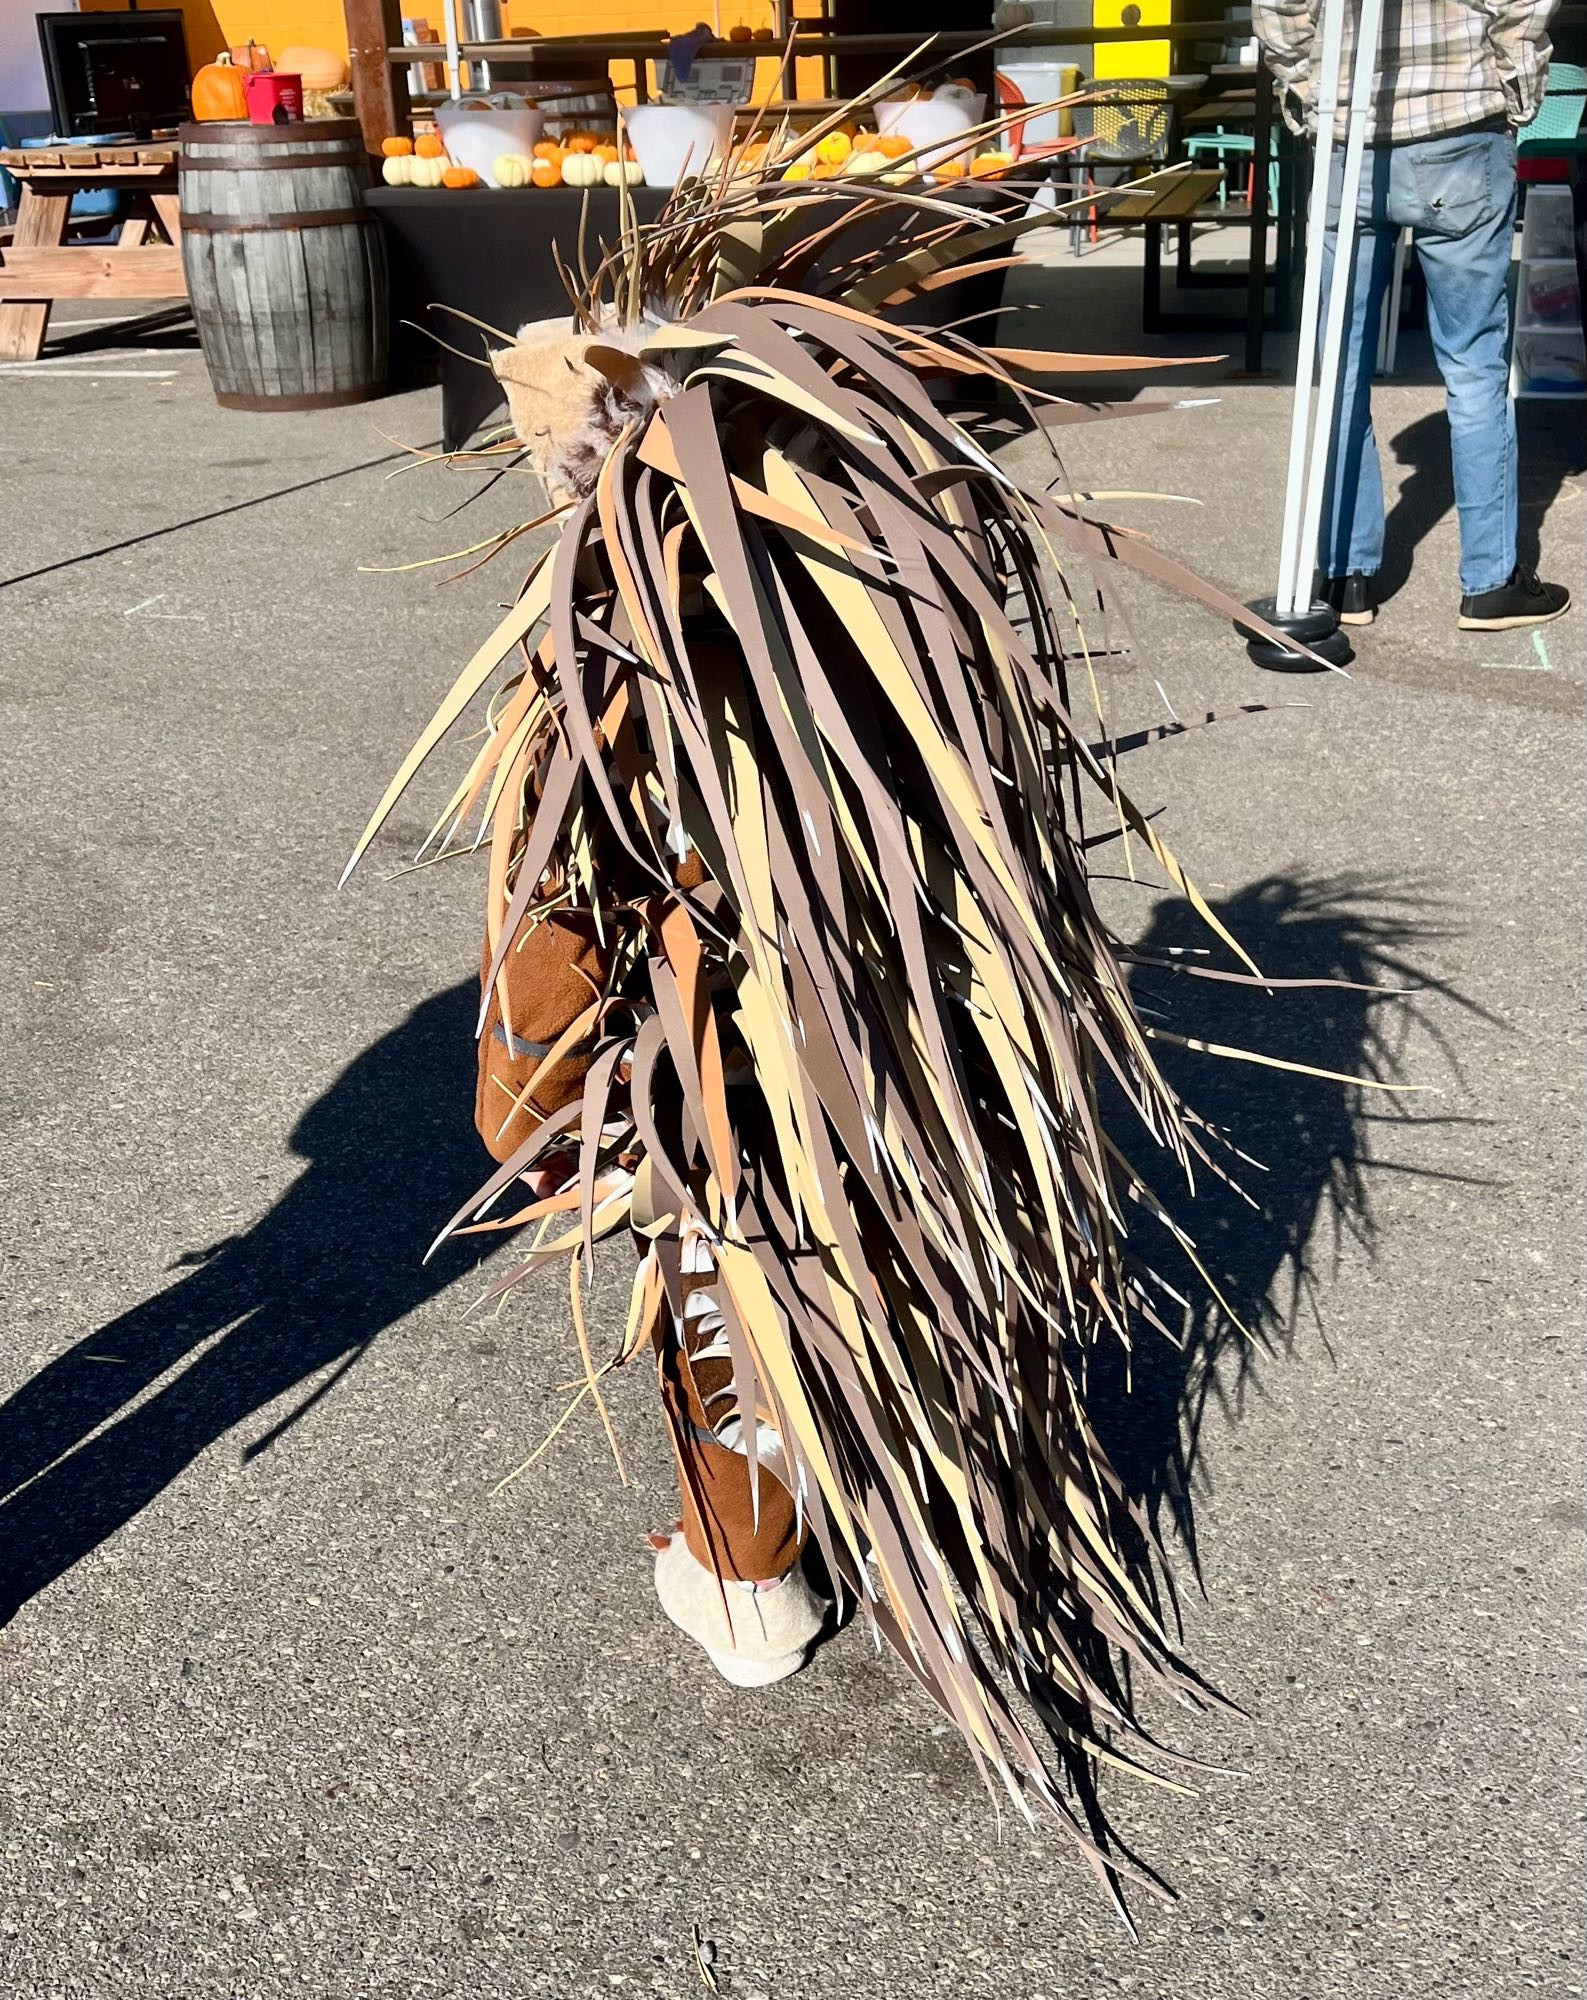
{"left": 434, "top": 99, "right": 545, "bottom": 185}
{"left": 624, "top": 104, "right": 735, "bottom": 187}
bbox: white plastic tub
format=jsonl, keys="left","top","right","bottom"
{"left": 435, "top": 100, "right": 545, "bottom": 185}
{"left": 624, "top": 104, "right": 736, "bottom": 187}
{"left": 876, "top": 93, "right": 987, "bottom": 171}
{"left": 998, "top": 60, "right": 1080, "bottom": 145}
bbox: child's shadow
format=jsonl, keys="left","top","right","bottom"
{"left": 0, "top": 981, "right": 494, "bottom": 1625}
{"left": 1089, "top": 871, "right": 1483, "bottom": 1579}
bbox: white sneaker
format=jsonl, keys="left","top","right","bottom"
{"left": 653, "top": 1535, "right": 827, "bottom": 1688}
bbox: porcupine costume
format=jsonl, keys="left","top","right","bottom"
{"left": 346, "top": 97, "right": 1304, "bottom": 1911}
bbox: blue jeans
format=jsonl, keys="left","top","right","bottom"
{"left": 1320, "top": 127, "right": 1518, "bottom": 595}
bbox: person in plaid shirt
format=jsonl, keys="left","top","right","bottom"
{"left": 1254, "top": 0, "right": 1572, "bottom": 629}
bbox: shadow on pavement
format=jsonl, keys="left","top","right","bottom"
{"left": 1089, "top": 870, "right": 1483, "bottom": 1585}
{"left": 1374, "top": 403, "right": 1587, "bottom": 608}
{"left": 0, "top": 980, "right": 492, "bottom": 1626}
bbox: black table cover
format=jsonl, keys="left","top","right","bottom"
{"left": 367, "top": 183, "right": 1011, "bottom": 452}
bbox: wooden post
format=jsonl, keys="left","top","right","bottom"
{"left": 346, "top": 0, "right": 411, "bottom": 155}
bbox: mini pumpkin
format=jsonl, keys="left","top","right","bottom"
{"left": 494, "top": 152, "right": 534, "bottom": 187}
{"left": 442, "top": 164, "right": 481, "bottom": 187}
{"left": 727, "top": 21, "right": 753, "bottom": 39}
{"left": 414, "top": 131, "right": 447, "bottom": 159}
{"left": 409, "top": 152, "right": 448, "bottom": 187}
{"left": 382, "top": 135, "right": 414, "bottom": 157}
{"left": 815, "top": 130, "right": 851, "bottom": 166}
{"left": 593, "top": 142, "right": 619, "bottom": 164}
{"left": 560, "top": 151, "right": 604, "bottom": 188}
{"left": 563, "top": 131, "right": 597, "bottom": 153}
{"left": 531, "top": 158, "right": 562, "bottom": 187}
{"left": 531, "top": 139, "right": 563, "bottom": 161}
{"left": 381, "top": 153, "right": 414, "bottom": 185}
{"left": 603, "top": 157, "right": 643, "bottom": 187}
{"left": 874, "top": 133, "right": 911, "bottom": 159}
{"left": 969, "top": 150, "right": 1013, "bottom": 177}
{"left": 932, "top": 159, "right": 967, "bottom": 180}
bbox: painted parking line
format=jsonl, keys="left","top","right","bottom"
{"left": 1481, "top": 630, "right": 1557, "bottom": 672}
{"left": 31, "top": 347, "right": 196, "bottom": 360}
{"left": 0, "top": 366, "right": 178, "bottom": 378}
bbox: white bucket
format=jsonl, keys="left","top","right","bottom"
{"left": 876, "top": 93, "right": 986, "bottom": 171}
{"left": 624, "top": 104, "right": 736, "bottom": 187}
{"left": 998, "top": 61, "right": 1080, "bottom": 145}
{"left": 435, "top": 100, "right": 545, "bottom": 185}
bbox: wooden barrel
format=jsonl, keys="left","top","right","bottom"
{"left": 179, "top": 120, "right": 387, "bottom": 410}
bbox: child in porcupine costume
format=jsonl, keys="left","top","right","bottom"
{"left": 348, "top": 109, "right": 1320, "bottom": 1909}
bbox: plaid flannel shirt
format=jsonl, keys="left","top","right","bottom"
{"left": 1253, "top": 0, "right": 1558, "bottom": 142}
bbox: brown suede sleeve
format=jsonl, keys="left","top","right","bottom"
{"left": 475, "top": 913, "right": 611, "bottom": 1164}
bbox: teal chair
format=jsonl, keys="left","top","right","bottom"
{"left": 1517, "top": 60, "right": 1586, "bottom": 157}
{"left": 1183, "top": 125, "right": 1280, "bottom": 211}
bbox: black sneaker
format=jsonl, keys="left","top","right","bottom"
{"left": 1320, "top": 572, "right": 1376, "bottom": 627}
{"left": 1458, "top": 565, "right": 1571, "bottom": 631}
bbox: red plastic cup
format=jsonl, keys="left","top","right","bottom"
{"left": 244, "top": 72, "right": 303, "bottom": 125}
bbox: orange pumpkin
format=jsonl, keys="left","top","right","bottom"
{"left": 277, "top": 43, "right": 349, "bottom": 90}
{"left": 531, "top": 139, "right": 562, "bottom": 161}
{"left": 381, "top": 135, "right": 414, "bottom": 157}
{"left": 414, "top": 132, "right": 447, "bottom": 159}
{"left": 593, "top": 143, "right": 619, "bottom": 164}
{"left": 874, "top": 133, "right": 911, "bottom": 159}
{"left": 564, "top": 132, "right": 596, "bottom": 153}
{"left": 442, "top": 165, "right": 481, "bottom": 187}
{"left": 191, "top": 58, "right": 249, "bottom": 122}
{"left": 932, "top": 160, "right": 967, "bottom": 180}
{"left": 531, "top": 158, "right": 562, "bottom": 187}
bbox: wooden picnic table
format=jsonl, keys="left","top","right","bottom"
{"left": 0, "top": 142, "right": 187, "bottom": 362}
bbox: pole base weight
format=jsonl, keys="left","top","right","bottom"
{"left": 1238, "top": 597, "right": 1354, "bottom": 673}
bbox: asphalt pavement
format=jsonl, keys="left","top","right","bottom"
{"left": 0, "top": 284, "right": 1583, "bottom": 2000}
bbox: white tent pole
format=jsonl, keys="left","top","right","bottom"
{"left": 1382, "top": 227, "right": 1409, "bottom": 374}
{"left": 1290, "top": 0, "right": 1387, "bottom": 615}
{"left": 445, "top": 0, "right": 464, "bottom": 100}
{"left": 1273, "top": 0, "right": 1349, "bottom": 620}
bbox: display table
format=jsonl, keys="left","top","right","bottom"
{"left": 368, "top": 183, "right": 1012, "bottom": 451}
{"left": 0, "top": 142, "right": 185, "bottom": 362}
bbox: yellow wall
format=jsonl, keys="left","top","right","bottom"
{"left": 1090, "top": 0, "right": 1169, "bottom": 78}
{"left": 80, "top": 0, "right": 345, "bottom": 70}
{"left": 82, "top": 0, "right": 824, "bottom": 100}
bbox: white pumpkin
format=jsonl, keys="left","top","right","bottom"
{"left": 494, "top": 152, "right": 534, "bottom": 187}
{"left": 381, "top": 154, "right": 413, "bottom": 186}
{"left": 561, "top": 151, "right": 605, "bottom": 188}
{"left": 409, "top": 153, "right": 448, "bottom": 188}
{"left": 603, "top": 158, "right": 644, "bottom": 187}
